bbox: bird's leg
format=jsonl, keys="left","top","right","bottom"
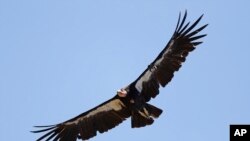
{"left": 132, "top": 96, "right": 150, "bottom": 118}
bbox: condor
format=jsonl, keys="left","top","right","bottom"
{"left": 33, "top": 11, "right": 207, "bottom": 141}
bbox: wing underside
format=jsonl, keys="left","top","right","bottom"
{"left": 32, "top": 97, "right": 130, "bottom": 141}
{"left": 135, "top": 11, "right": 208, "bottom": 101}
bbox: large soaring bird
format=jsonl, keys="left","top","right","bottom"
{"left": 33, "top": 11, "right": 207, "bottom": 141}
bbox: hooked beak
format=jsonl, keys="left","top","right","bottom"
{"left": 117, "top": 89, "right": 127, "bottom": 97}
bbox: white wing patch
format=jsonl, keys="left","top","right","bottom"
{"left": 135, "top": 70, "right": 152, "bottom": 92}
{"left": 65, "top": 99, "right": 125, "bottom": 126}
{"left": 86, "top": 99, "right": 125, "bottom": 118}
{"left": 134, "top": 42, "right": 173, "bottom": 93}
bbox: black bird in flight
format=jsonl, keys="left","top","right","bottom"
{"left": 33, "top": 11, "right": 208, "bottom": 141}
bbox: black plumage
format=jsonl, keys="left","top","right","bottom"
{"left": 32, "top": 11, "right": 207, "bottom": 141}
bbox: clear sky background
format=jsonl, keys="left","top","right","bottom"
{"left": 1, "top": 0, "right": 250, "bottom": 141}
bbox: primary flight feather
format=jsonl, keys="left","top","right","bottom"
{"left": 33, "top": 11, "right": 208, "bottom": 141}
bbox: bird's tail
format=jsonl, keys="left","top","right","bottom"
{"left": 131, "top": 103, "right": 163, "bottom": 128}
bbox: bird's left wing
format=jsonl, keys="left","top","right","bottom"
{"left": 134, "top": 11, "right": 208, "bottom": 102}
{"left": 32, "top": 96, "right": 130, "bottom": 141}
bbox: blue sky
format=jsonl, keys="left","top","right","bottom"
{"left": 1, "top": 0, "right": 250, "bottom": 141}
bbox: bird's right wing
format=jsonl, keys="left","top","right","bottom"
{"left": 32, "top": 96, "right": 131, "bottom": 141}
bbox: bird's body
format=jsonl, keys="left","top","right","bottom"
{"left": 33, "top": 11, "right": 208, "bottom": 141}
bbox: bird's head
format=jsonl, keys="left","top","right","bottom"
{"left": 117, "top": 88, "right": 128, "bottom": 97}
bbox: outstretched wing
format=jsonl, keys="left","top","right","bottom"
{"left": 32, "top": 96, "right": 130, "bottom": 141}
{"left": 134, "top": 11, "right": 208, "bottom": 102}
